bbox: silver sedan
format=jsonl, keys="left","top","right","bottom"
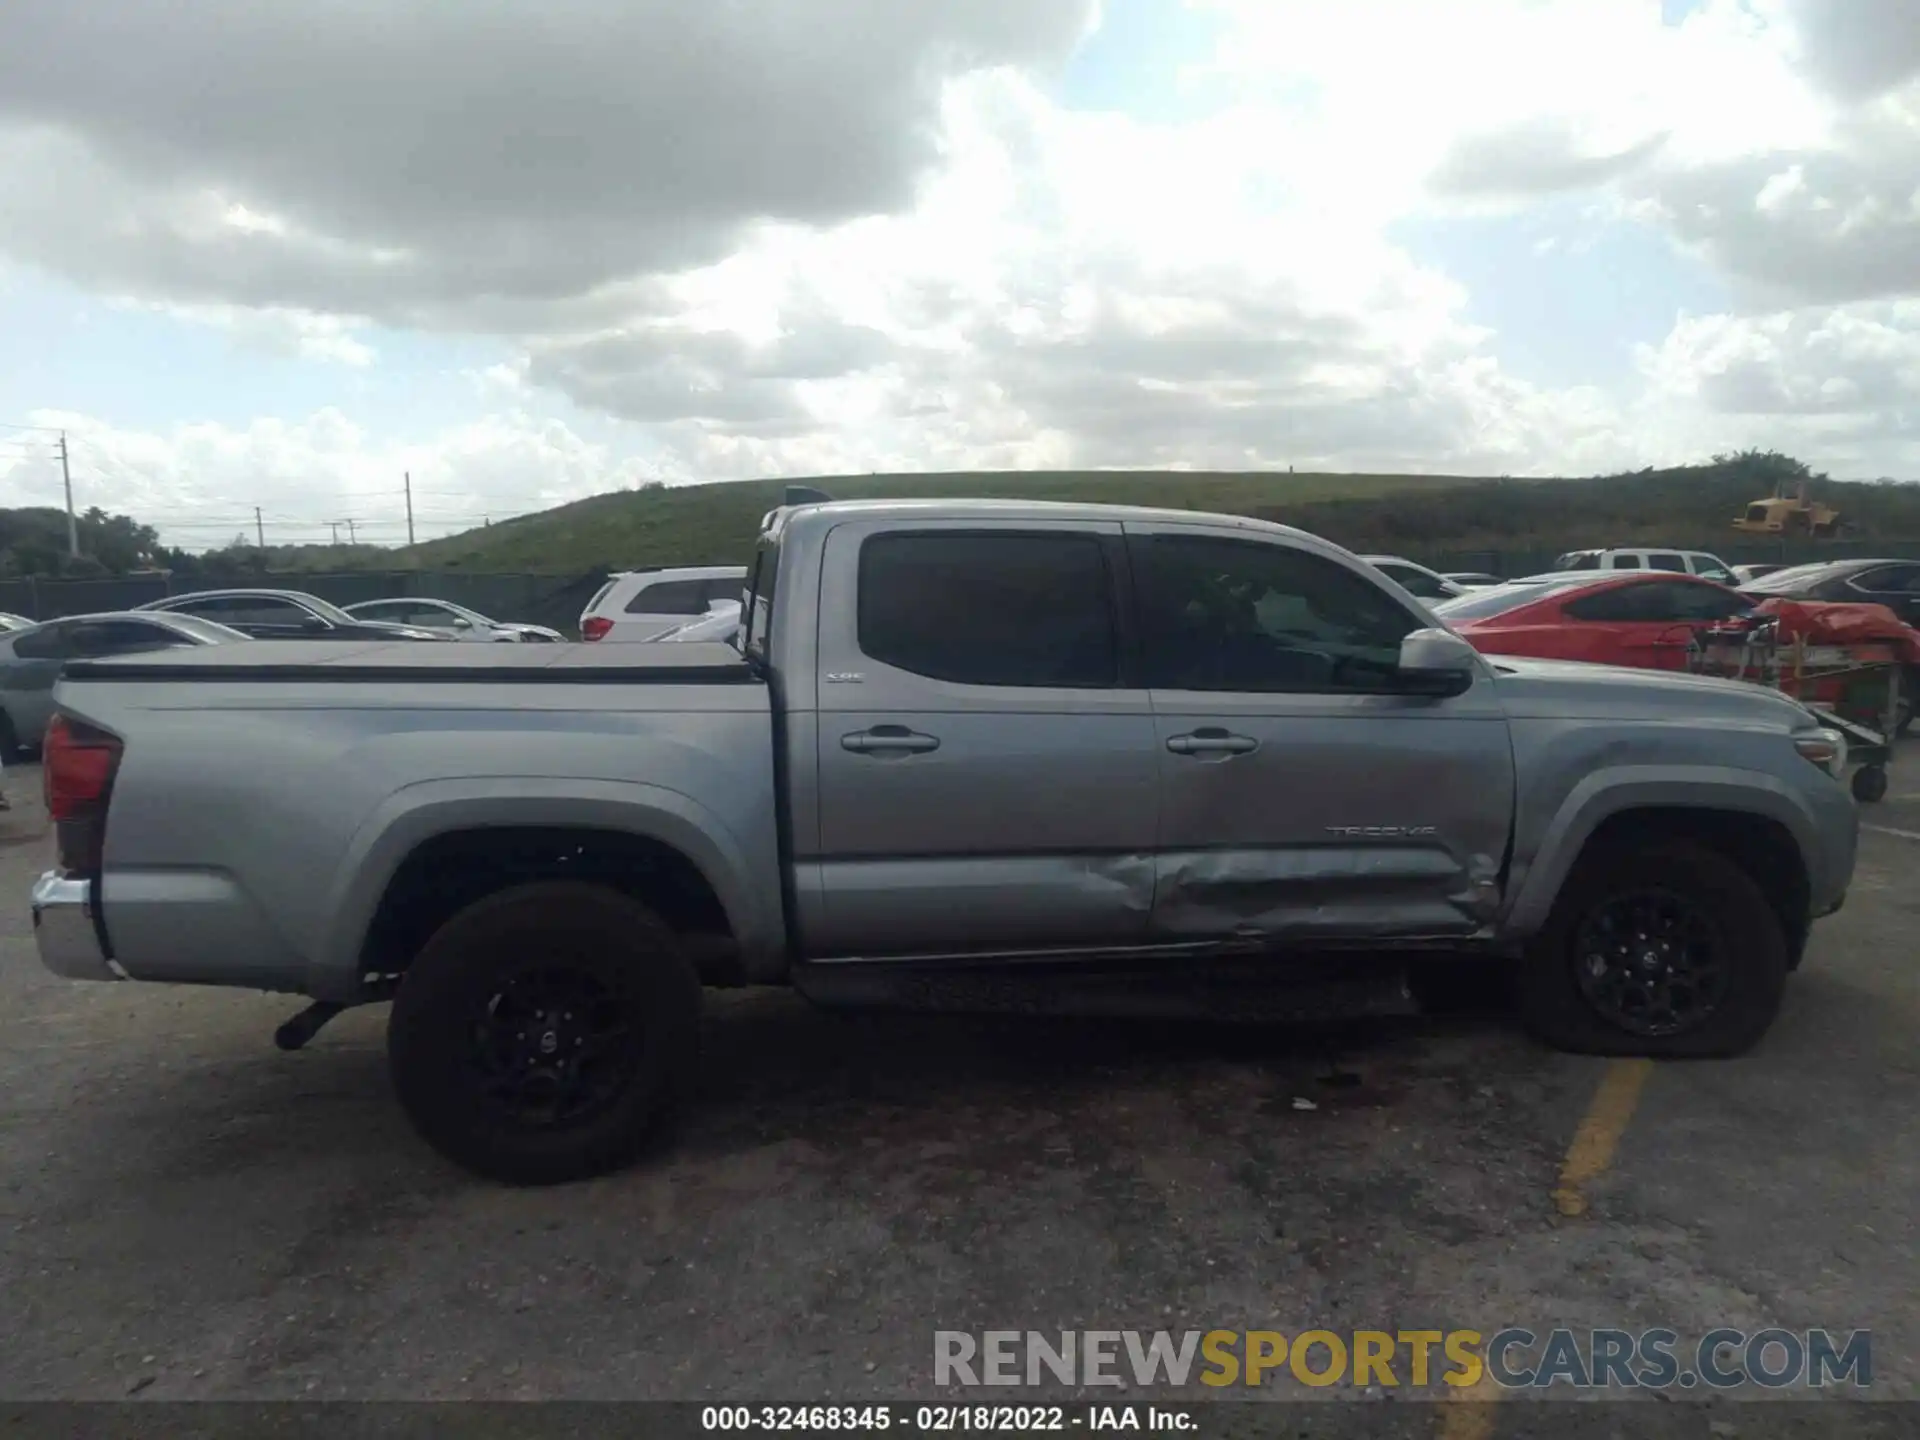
{"left": 343, "top": 597, "right": 564, "bottom": 642}
{"left": 0, "top": 611, "right": 248, "bottom": 758}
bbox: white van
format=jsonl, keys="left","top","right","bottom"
{"left": 578, "top": 565, "right": 749, "bottom": 642}
{"left": 1553, "top": 549, "right": 1738, "bottom": 584}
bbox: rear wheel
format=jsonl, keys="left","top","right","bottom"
{"left": 387, "top": 881, "right": 700, "bottom": 1185}
{"left": 1518, "top": 841, "right": 1786, "bottom": 1058}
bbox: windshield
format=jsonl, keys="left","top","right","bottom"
{"left": 1738, "top": 563, "right": 1842, "bottom": 593}
{"left": 161, "top": 614, "right": 251, "bottom": 643}
{"left": 1433, "top": 579, "right": 1590, "bottom": 620}
{"left": 277, "top": 592, "right": 358, "bottom": 624}
{"left": 431, "top": 599, "right": 493, "bottom": 624}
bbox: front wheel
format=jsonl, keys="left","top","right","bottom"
{"left": 1518, "top": 841, "right": 1786, "bottom": 1058}
{"left": 387, "top": 881, "right": 701, "bottom": 1184}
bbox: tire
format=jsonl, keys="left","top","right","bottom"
{"left": 0, "top": 710, "right": 19, "bottom": 764}
{"left": 1851, "top": 764, "right": 1888, "bottom": 804}
{"left": 387, "top": 881, "right": 700, "bottom": 1185}
{"left": 1517, "top": 841, "right": 1786, "bottom": 1059}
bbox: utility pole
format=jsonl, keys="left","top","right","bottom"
{"left": 254, "top": 506, "right": 265, "bottom": 549}
{"left": 404, "top": 470, "right": 416, "bottom": 546}
{"left": 345, "top": 518, "right": 357, "bottom": 544}
{"left": 329, "top": 521, "right": 340, "bottom": 546}
{"left": 58, "top": 432, "right": 77, "bottom": 557}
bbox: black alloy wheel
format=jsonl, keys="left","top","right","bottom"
{"left": 1572, "top": 888, "right": 1729, "bottom": 1038}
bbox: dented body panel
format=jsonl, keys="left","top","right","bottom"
{"left": 1145, "top": 692, "right": 1513, "bottom": 944}
{"left": 35, "top": 497, "right": 1858, "bottom": 1009}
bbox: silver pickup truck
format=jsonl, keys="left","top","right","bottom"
{"left": 31, "top": 497, "right": 1858, "bottom": 1183}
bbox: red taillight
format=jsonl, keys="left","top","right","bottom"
{"left": 581, "top": 616, "right": 613, "bottom": 641}
{"left": 43, "top": 714, "right": 122, "bottom": 876}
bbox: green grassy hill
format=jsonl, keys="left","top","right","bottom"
{"left": 400, "top": 469, "right": 1491, "bottom": 573}
{"left": 236, "top": 451, "right": 1920, "bottom": 578}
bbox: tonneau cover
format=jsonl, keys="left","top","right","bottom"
{"left": 62, "top": 639, "right": 756, "bottom": 684}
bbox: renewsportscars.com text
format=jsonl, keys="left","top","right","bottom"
{"left": 933, "top": 1328, "right": 1871, "bottom": 1391}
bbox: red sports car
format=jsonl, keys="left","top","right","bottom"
{"left": 1436, "top": 572, "right": 1920, "bottom": 735}
{"left": 1435, "top": 573, "right": 1756, "bottom": 672}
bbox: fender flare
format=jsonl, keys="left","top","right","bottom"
{"left": 310, "top": 776, "right": 779, "bottom": 998}
{"left": 1501, "top": 765, "right": 1819, "bottom": 939}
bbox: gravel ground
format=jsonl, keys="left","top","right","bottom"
{"left": 0, "top": 755, "right": 1913, "bottom": 1416}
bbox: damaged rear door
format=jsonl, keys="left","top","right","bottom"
{"left": 804, "top": 518, "right": 1159, "bottom": 959}
{"left": 1126, "top": 524, "right": 1514, "bottom": 945}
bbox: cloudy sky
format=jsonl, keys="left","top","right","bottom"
{"left": 1, "top": 0, "right": 1917, "bottom": 548}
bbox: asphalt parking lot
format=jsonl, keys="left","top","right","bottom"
{"left": 0, "top": 754, "right": 1913, "bottom": 1412}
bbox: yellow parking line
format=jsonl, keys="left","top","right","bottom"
{"left": 1552, "top": 1057, "right": 1653, "bottom": 1217}
{"left": 1435, "top": 1058, "right": 1654, "bottom": 1439}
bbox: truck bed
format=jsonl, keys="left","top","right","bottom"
{"left": 62, "top": 639, "right": 755, "bottom": 684}
{"left": 48, "top": 636, "right": 781, "bottom": 998}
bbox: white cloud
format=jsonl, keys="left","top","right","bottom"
{"left": 0, "top": 0, "right": 1094, "bottom": 328}
{"left": 0, "top": 408, "right": 674, "bottom": 549}
{"left": 4, "top": 0, "right": 1920, "bottom": 525}
{"left": 112, "top": 300, "right": 378, "bottom": 366}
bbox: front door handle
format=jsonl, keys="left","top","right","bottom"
{"left": 1166, "top": 728, "right": 1259, "bottom": 756}
{"left": 842, "top": 725, "right": 941, "bottom": 756}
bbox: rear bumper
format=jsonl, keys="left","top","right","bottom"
{"left": 31, "top": 872, "right": 120, "bottom": 982}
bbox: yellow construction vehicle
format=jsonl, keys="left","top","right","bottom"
{"left": 1732, "top": 480, "right": 1842, "bottom": 538}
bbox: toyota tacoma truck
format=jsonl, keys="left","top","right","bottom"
{"left": 30, "top": 496, "right": 1858, "bottom": 1183}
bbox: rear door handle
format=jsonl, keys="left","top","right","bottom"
{"left": 841, "top": 725, "right": 941, "bottom": 756}
{"left": 1167, "top": 728, "right": 1259, "bottom": 756}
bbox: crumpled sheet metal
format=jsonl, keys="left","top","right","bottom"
{"left": 1153, "top": 845, "right": 1500, "bottom": 938}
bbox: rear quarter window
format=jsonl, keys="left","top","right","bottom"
{"left": 625, "top": 579, "right": 710, "bottom": 616}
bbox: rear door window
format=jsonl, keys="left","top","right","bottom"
{"left": 742, "top": 540, "right": 781, "bottom": 662}
{"left": 1610, "top": 554, "right": 1643, "bottom": 570}
{"left": 1377, "top": 562, "right": 1449, "bottom": 599}
{"left": 67, "top": 620, "right": 191, "bottom": 657}
{"left": 626, "top": 579, "right": 710, "bottom": 616}
{"left": 857, "top": 532, "right": 1118, "bottom": 688}
{"left": 1563, "top": 586, "right": 1648, "bottom": 622}
{"left": 1648, "top": 553, "right": 1687, "bottom": 573}
{"left": 1855, "top": 565, "right": 1920, "bottom": 594}
{"left": 10, "top": 624, "right": 72, "bottom": 660}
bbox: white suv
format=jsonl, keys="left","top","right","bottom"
{"left": 1554, "top": 549, "right": 1738, "bottom": 584}
{"left": 578, "top": 566, "right": 748, "bottom": 642}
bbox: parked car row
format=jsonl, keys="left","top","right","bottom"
{"left": 1432, "top": 566, "right": 1919, "bottom": 737}
{"left": 0, "top": 587, "right": 561, "bottom": 759}
{"left": 342, "top": 597, "right": 563, "bottom": 642}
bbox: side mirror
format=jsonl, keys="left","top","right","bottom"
{"left": 1395, "top": 627, "right": 1479, "bottom": 697}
